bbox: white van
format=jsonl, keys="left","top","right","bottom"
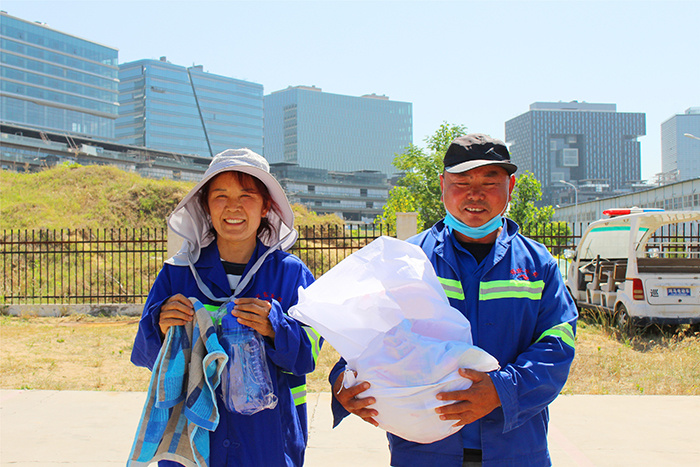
{"left": 565, "top": 209, "right": 700, "bottom": 330}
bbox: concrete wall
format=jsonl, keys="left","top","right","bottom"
{"left": 1, "top": 304, "right": 143, "bottom": 317}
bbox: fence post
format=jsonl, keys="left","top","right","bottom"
{"left": 396, "top": 212, "right": 418, "bottom": 240}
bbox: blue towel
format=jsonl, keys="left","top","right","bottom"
{"left": 128, "top": 298, "right": 228, "bottom": 467}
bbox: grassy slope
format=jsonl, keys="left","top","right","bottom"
{"left": 1, "top": 165, "right": 195, "bottom": 231}
{"left": 0, "top": 165, "right": 344, "bottom": 231}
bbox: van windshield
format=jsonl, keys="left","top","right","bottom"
{"left": 578, "top": 226, "right": 647, "bottom": 260}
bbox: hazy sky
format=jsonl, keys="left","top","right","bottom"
{"left": 3, "top": 0, "right": 698, "bottom": 180}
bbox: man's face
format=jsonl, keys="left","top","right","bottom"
{"left": 440, "top": 165, "right": 516, "bottom": 228}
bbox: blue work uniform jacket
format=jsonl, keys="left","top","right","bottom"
{"left": 132, "top": 240, "right": 319, "bottom": 467}
{"left": 330, "top": 219, "right": 577, "bottom": 467}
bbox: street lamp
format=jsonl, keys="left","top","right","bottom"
{"left": 684, "top": 133, "right": 700, "bottom": 141}
{"left": 558, "top": 180, "right": 578, "bottom": 230}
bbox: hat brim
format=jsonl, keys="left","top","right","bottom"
{"left": 444, "top": 159, "right": 517, "bottom": 175}
{"left": 168, "top": 160, "right": 296, "bottom": 264}
{"left": 183, "top": 163, "right": 293, "bottom": 228}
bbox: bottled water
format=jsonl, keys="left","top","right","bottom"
{"left": 219, "top": 303, "right": 278, "bottom": 415}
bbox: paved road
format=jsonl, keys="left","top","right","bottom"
{"left": 1, "top": 390, "right": 698, "bottom": 466}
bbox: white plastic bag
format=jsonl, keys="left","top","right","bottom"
{"left": 288, "top": 236, "right": 499, "bottom": 443}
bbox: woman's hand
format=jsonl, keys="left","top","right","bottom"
{"left": 158, "top": 294, "right": 194, "bottom": 336}
{"left": 232, "top": 297, "right": 275, "bottom": 339}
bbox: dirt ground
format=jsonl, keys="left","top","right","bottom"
{"left": 1, "top": 315, "right": 698, "bottom": 395}
{"left": 0, "top": 315, "right": 340, "bottom": 392}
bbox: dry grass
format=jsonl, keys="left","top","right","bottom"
{"left": 0, "top": 314, "right": 340, "bottom": 392}
{"left": 0, "top": 315, "right": 151, "bottom": 391}
{"left": 563, "top": 319, "right": 700, "bottom": 395}
{"left": 1, "top": 314, "right": 698, "bottom": 395}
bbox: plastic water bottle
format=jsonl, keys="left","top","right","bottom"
{"left": 220, "top": 303, "right": 278, "bottom": 415}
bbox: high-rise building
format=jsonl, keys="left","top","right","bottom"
{"left": 117, "top": 58, "right": 263, "bottom": 157}
{"left": 0, "top": 12, "right": 119, "bottom": 139}
{"left": 264, "top": 86, "right": 412, "bottom": 177}
{"left": 505, "top": 101, "right": 646, "bottom": 206}
{"left": 661, "top": 107, "right": 700, "bottom": 182}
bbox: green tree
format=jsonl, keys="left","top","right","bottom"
{"left": 509, "top": 171, "right": 571, "bottom": 246}
{"left": 374, "top": 186, "right": 424, "bottom": 230}
{"left": 378, "top": 122, "right": 467, "bottom": 230}
{"left": 509, "top": 171, "right": 551, "bottom": 227}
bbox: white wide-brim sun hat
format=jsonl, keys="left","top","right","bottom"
{"left": 167, "top": 148, "right": 297, "bottom": 269}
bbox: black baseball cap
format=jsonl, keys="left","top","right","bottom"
{"left": 443, "top": 134, "right": 517, "bottom": 175}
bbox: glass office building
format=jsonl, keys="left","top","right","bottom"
{"left": 0, "top": 12, "right": 119, "bottom": 139}
{"left": 117, "top": 58, "right": 263, "bottom": 157}
{"left": 661, "top": 107, "right": 700, "bottom": 182}
{"left": 505, "top": 101, "right": 646, "bottom": 205}
{"left": 264, "top": 86, "right": 412, "bottom": 176}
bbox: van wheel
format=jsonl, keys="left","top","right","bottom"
{"left": 615, "top": 304, "right": 632, "bottom": 335}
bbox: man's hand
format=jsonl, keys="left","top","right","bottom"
{"left": 158, "top": 294, "right": 194, "bottom": 336}
{"left": 435, "top": 368, "right": 501, "bottom": 426}
{"left": 332, "top": 372, "right": 379, "bottom": 427}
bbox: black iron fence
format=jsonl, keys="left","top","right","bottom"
{"left": 6, "top": 220, "right": 698, "bottom": 306}
{"left": 1, "top": 225, "right": 395, "bottom": 305}
{"left": 16, "top": 221, "right": 671, "bottom": 306}
{"left": 644, "top": 221, "right": 700, "bottom": 257}
{"left": 1, "top": 228, "right": 167, "bottom": 305}
{"left": 289, "top": 224, "right": 395, "bottom": 278}
{"left": 520, "top": 222, "right": 580, "bottom": 256}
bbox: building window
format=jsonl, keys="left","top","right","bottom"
{"left": 562, "top": 148, "right": 579, "bottom": 167}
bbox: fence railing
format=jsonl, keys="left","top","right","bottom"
{"left": 3, "top": 222, "right": 621, "bottom": 306}
{"left": 289, "top": 224, "right": 395, "bottom": 278}
{"left": 520, "top": 222, "right": 579, "bottom": 256}
{"left": 1, "top": 225, "right": 395, "bottom": 305}
{"left": 1, "top": 229, "right": 167, "bottom": 305}
{"left": 8, "top": 220, "right": 696, "bottom": 306}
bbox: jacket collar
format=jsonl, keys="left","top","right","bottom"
{"left": 430, "top": 217, "right": 520, "bottom": 273}
{"left": 196, "top": 241, "right": 232, "bottom": 299}
{"left": 196, "top": 239, "right": 272, "bottom": 300}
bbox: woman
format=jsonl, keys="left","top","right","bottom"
{"left": 130, "top": 149, "right": 319, "bottom": 466}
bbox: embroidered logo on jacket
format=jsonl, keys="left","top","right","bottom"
{"left": 510, "top": 268, "right": 539, "bottom": 281}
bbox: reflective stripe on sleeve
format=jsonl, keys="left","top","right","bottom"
{"left": 535, "top": 323, "right": 575, "bottom": 349}
{"left": 479, "top": 280, "right": 544, "bottom": 301}
{"left": 438, "top": 277, "right": 465, "bottom": 300}
{"left": 303, "top": 326, "right": 322, "bottom": 364}
{"left": 291, "top": 384, "right": 307, "bottom": 406}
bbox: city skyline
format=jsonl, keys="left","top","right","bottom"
{"left": 2, "top": 0, "right": 698, "bottom": 181}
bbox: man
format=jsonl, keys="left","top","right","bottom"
{"left": 329, "top": 134, "right": 577, "bottom": 466}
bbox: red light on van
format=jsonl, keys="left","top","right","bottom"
{"left": 603, "top": 208, "right": 664, "bottom": 217}
{"left": 604, "top": 209, "right": 632, "bottom": 216}
{"left": 632, "top": 278, "right": 645, "bottom": 300}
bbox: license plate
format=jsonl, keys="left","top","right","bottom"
{"left": 667, "top": 287, "right": 691, "bottom": 297}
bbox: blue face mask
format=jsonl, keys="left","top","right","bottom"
{"left": 444, "top": 210, "right": 504, "bottom": 240}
